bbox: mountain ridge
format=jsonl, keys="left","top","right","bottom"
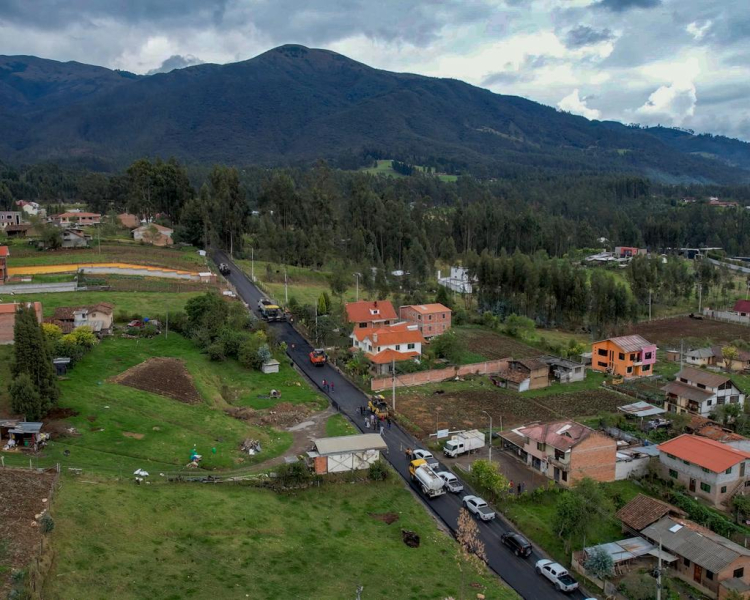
{"left": 1, "top": 44, "right": 749, "bottom": 183}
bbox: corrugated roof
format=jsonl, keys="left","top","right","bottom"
{"left": 618, "top": 401, "right": 666, "bottom": 418}
{"left": 515, "top": 358, "right": 548, "bottom": 371}
{"left": 686, "top": 347, "right": 715, "bottom": 359}
{"left": 676, "top": 366, "right": 732, "bottom": 389}
{"left": 642, "top": 516, "right": 750, "bottom": 573}
{"left": 662, "top": 380, "right": 715, "bottom": 402}
{"left": 616, "top": 494, "right": 685, "bottom": 532}
{"left": 659, "top": 434, "right": 750, "bottom": 472}
{"left": 538, "top": 355, "right": 584, "bottom": 370}
{"left": 314, "top": 434, "right": 388, "bottom": 455}
{"left": 345, "top": 300, "right": 397, "bottom": 323}
{"left": 365, "top": 349, "right": 419, "bottom": 364}
{"left": 602, "top": 334, "right": 654, "bottom": 353}
{"left": 518, "top": 420, "right": 594, "bottom": 451}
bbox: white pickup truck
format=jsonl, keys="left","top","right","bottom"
{"left": 462, "top": 495, "right": 496, "bottom": 521}
{"left": 437, "top": 471, "right": 463, "bottom": 493}
{"left": 535, "top": 559, "right": 579, "bottom": 593}
{"left": 412, "top": 449, "right": 439, "bottom": 469}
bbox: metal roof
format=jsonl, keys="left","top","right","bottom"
{"left": 686, "top": 348, "right": 715, "bottom": 359}
{"left": 606, "top": 335, "right": 654, "bottom": 353}
{"left": 584, "top": 537, "right": 662, "bottom": 564}
{"left": 618, "top": 401, "right": 666, "bottom": 418}
{"left": 641, "top": 516, "right": 750, "bottom": 573}
{"left": 538, "top": 355, "right": 584, "bottom": 370}
{"left": 676, "top": 367, "right": 732, "bottom": 389}
{"left": 314, "top": 434, "right": 388, "bottom": 455}
{"left": 662, "top": 380, "right": 714, "bottom": 402}
{"left": 8, "top": 422, "right": 43, "bottom": 434}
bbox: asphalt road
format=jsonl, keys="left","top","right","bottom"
{"left": 214, "top": 251, "right": 590, "bottom": 600}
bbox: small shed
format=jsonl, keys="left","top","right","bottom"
{"left": 53, "top": 357, "right": 71, "bottom": 376}
{"left": 308, "top": 433, "right": 388, "bottom": 474}
{"left": 618, "top": 401, "right": 666, "bottom": 419}
{"left": 4, "top": 422, "right": 46, "bottom": 450}
{"left": 261, "top": 359, "right": 280, "bottom": 374}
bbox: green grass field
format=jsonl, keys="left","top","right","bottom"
{"left": 1, "top": 335, "right": 323, "bottom": 473}
{"left": 45, "top": 477, "right": 516, "bottom": 600}
{"left": 325, "top": 414, "right": 357, "bottom": 437}
{"left": 360, "top": 159, "right": 458, "bottom": 182}
{"left": 0, "top": 291, "right": 203, "bottom": 318}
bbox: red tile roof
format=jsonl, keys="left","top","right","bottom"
{"left": 366, "top": 349, "right": 420, "bottom": 364}
{"left": 352, "top": 322, "right": 426, "bottom": 346}
{"left": 616, "top": 494, "right": 686, "bottom": 532}
{"left": 734, "top": 300, "right": 750, "bottom": 314}
{"left": 659, "top": 434, "right": 750, "bottom": 473}
{"left": 345, "top": 300, "right": 397, "bottom": 323}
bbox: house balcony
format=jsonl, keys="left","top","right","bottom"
{"left": 549, "top": 456, "right": 570, "bottom": 470}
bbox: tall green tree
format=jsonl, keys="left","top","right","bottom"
{"left": 9, "top": 373, "right": 43, "bottom": 420}
{"left": 11, "top": 305, "right": 60, "bottom": 416}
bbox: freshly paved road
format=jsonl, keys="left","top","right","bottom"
{"left": 215, "top": 251, "right": 589, "bottom": 600}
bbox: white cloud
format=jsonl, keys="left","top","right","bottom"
{"left": 557, "top": 89, "right": 601, "bottom": 119}
{"left": 636, "top": 80, "right": 697, "bottom": 125}
{"left": 686, "top": 20, "right": 712, "bottom": 41}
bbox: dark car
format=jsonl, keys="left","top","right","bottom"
{"left": 501, "top": 532, "right": 532, "bottom": 557}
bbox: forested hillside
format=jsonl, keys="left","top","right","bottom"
{"left": 1, "top": 45, "right": 749, "bottom": 183}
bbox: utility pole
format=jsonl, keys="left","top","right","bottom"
{"left": 98, "top": 223, "right": 101, "bottom": 254}
{"left": 680, "top": 339, "right": 684, "bottom": 372}
{"left": 435, "top": 407, "right": 442, "bottom": 437}
{"left": 656, "top": 538, "right": 663, "bottom": 600}
{"left": 391, "top": 358, "right": 396, "bottom": 412}
{"left": 165, "top": 311, "right": 169, "bottom": 339}
{"left": 482, "top": 410, "right": 492, "bottom": 463}
{"left": 251, "top": 247, "right": 254, "bottom": 282}
{"left": 230, "top": 230, "right": 233, "bottom": 258}
{"left": 353, "top": 273, "right": 360, "bottom": 301}
{"left": 698, "top": 282, "right": 703, "bottom": 313}
{"left": 284, "top": 268, "right": 288, "bottom": 305}
{"left": 649, "top": 288, "right": 652, "bottom": 321}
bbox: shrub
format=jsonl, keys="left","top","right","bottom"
{"left": 368, "top": 459, "right": 390, "bottom": 481}
{"left": 275, "top": 461, "right": 311, "bottom": 487}
{"left": 206, "top": 341, "right": 226, "bottom": 362}
{"left": 40, "top": 513, "right": 55, "bottom": 534}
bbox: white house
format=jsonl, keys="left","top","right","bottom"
{"left": 309, "top": 434, "right": 388, "bottom": 474}
{"left": 350, "top": 322, "right": 426, "bottom": 375}
{"left": 663, "top": 367, "right": 745, "bottom": 417}
{"left": 438, "top": 266, "right": 474, "bottom": 294}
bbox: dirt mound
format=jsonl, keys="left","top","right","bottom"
{"left": 111, "top": 358, "right": 202, "bottom": 404}
{"left": 45, "top": 407, "right": 79, "bottom": 420}
{"left": 0, "top": 469, "right": 56, "bottom": 594}
{"left": 370, "top": 512, "right": 399, "bottom": 524}
{"left": 225, "top": 402, "right": 312, "bottom": 427}
{"left": 401, "top": 529, "right": 420, "bottom": 548}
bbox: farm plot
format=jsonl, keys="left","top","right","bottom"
{"left": 0, "top": 469, "right": 57, "bottom": 595}
{"left": 111, "top": 358, "right": 202, "bottom": 404}
{"left": 454, "top": 327, "right": 538, "bottom": 361}
{"left": 397, "top": 382, "right": 625, "bottom": 436}
{"left": 628, "top": 316, "right": 750, "bottom": 346}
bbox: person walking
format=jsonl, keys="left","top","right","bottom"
{"left": 322, "top": 379, "right": 327, "bottom": 392}
{"left": 379, "top": 423, "right": 385, "bottom": 435}
{"left": 330, "top": 381, "right": 335, "bottom": 393}
{"left": 387, "top": 416, "right": 392, "bottom": 429}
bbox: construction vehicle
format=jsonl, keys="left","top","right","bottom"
{"left": 309, "top": 348, "right": 327, "bottom": 367}
{"left": 258, "top": 299, "right": 285, "bottom": 322}
{"left": 368, "top": 394, "right": 389, "bottom": 418}
{"left": 443, "top": 430, "right": 485, "bottom": 458}
{"left": 409, "top": 459, "right": 446, "bottom": 498}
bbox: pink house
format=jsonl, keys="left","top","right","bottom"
{"left": 399, "top": 304, "right": 452, "bottom": 339}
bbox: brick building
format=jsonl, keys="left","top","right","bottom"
{"left": 501, "top": 420, "right": 617, "bottom": 486}
{"left": 399, "top": 303, "right": 452, "bottom": 338}
{"left": 350, "top": 322, "right": 426, "bottom": 375}
{"left": 0, "top": 302, "right": 43, "bottom": 344}
{"left": 0, "top": 246, "right": 8, "bottom": 284}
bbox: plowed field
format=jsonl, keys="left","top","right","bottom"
{"left": 629, "top": 317, "right": 750, "bottom": 346}
{"left": 111, "top": 358, "right": 202, "bottom": 404}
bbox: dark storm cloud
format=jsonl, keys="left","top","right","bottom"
{"left": 564, "top": 26, "right": 614, "bottom": 48}
{"left": 146, "top": 54, "right": 204, "bottom": 75}
{"left": 595, "top": 0, "right": 660, "bottom": 12}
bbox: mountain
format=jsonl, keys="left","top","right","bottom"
{"left": 1, "top": 45, "right": 749, "bottom": 183}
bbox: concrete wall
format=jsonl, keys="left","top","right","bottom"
{"left": 615, "top": 456, "right": 651, "bottom": 480}
{"left": 370, "top": 358, "right": 510, "bottom": 391}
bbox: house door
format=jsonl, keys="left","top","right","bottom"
{"left": 693, "top": 564, "right": 702, "bottom": 583}
{"left": 689, "top": 478, "right": 696, "bottom": 492}
{"left": 553, "top": 467, "right": 560, "bottom": 481}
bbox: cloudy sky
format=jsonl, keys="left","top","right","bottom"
{"left": 1, "top": 0, "right": 748, "bottom": 140}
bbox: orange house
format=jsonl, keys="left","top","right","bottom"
{"left": 591, "top": 335, "right": 657, "bottom": 378}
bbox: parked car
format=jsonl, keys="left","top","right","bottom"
{"left": 437, "top": 471, "right": 463, "bottom": 493}
{"left": 462, "top": 495, "right": 496, "bottom": 521}
{"left": 412, "top": 449, "right": 439, "bottom": 469}
{"left": 535, "top": 559, "right": 579, "bottom": 593}
{"left": 501, "top": 532, "right": 532, "bottom": 557}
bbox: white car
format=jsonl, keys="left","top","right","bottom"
{"left": 462, "top": 495, "right": 496, "bottom": 521}
{"left": 437, "top": 471, "right": 463, "bottom": 493}
{"left": 412, "top": 449, "right": 439, "bottom": 468}
{"left": 535, "top": 559, "right": 579, "bottom": 593}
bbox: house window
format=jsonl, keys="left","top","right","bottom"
{"left": 536, "top": 442, "right": 546, "bottom": 451}
{"left": 701, "top": 467, "right": 709, "bottom": 473}
{"left": 666, "top": 453, "right": 676, "bottom": 459}
{"left": 555, "top": 449, "right": 565, "bottom": 461}
{"left": 618, "top": 352, "right": 625, "bottom": 360}
{"left": 561, "top": 470, "right": 568, "bottom": 482}
{"left": 645, "top": 352, "right": 653, "bottom": 360}
{"left": 700, "top": 482, "right": 711, "bottom": 493}
{"left": 598, "top": 348, "right": 607, "bottom": 357}
{"left": 630, "top": 353, "right": 637, "bottom": 361}
{"left": 706, "top": 570, "right": 714, "bottom": 581}
{"left": 643, "top": 364, "right": 650, "bottom": 372}
{"left": 428, "top": 315, "right": 433, "bottom": 320}
{"left": 731, "top": 395, "right": 740, "bottom": 403}
{"left": 359, "top": 322, "right": 368, "bottom": 328}
{"left": 395, "top": 345, "right": 401, "bottom": 350}
{"left": 742, "top": 462, "right": 746, "bottom": 477}
{"left": 598, "top": 361, "right": 608, "bottom": 368}
{"left": 442, "top": 314, "right": 446, "bottom": 318}
{"left": 626, "top": 366, "right": 633, "bottom": 374}
{"left": 407, "top": 343, "right": 415, "bottom": 350}
{"left": 683, "top": 557, "right": 690, "bottom": 567}
{"left": 707, "top": 399, "right": 713, "bottom": 406}
{"left": 683, "top": 460, "right": 690, "bottom": 465}
{"left": 721, "top": 486, "right": 727, "bottom": 493}
{"left": 726, "top": 467, "right": 733, "bottom": 474}
{"left": 697, "top": 383, "right": 706, "bottom": 389}
{"left": 735, "top": 568, "right": 745, "bottom": 579}
{"left": 669, "top": 469, "right": 678, "bottom": 479}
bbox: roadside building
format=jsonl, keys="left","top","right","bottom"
{"left": 4, "top": 223, "right": 31, "bottom": 239}
{"left": 399, "top": 303, "right": 451, "bottom": 338}
{"left": 133, "top": 223, "right": 174, "bottom": 246}
{"left": 345, "top": 300, "right": 398, "bottom": 330}
{"left": 685, "top": 347, "right": 716, "bottom": 367}
{"left": 0, "top": 302, "right": 43, "bottom": 344}
{"left": 641, "top": 516, "right": 750, "bottom": 598}
{"left": 117, "top": 213, "right": 141, "bottom": 229}
{"left": 350, "top": 322, "right": 426, "bottom": 375}
{"left": 537, "top": 355, "right": 586, "bottom": 384}
{"left": 662, "top": 367, "right": 744, "bottom": 417}
{"left": 56, "top": 211, "right": 101, "bottom": 227}
{"left": 712, "top": 345, "right": 750, "bottom": 372}
{"left": 616, "top": 494, "right": 687, "bottom": 537}
{"left": 501, "top": 420, "right": 617, "bottom": 486}
{"left": 658, "top": 434, "right": 750, "bottom": 507}
{"left": 591, "top": 334, "right": 657, "bottom": 378}
{"left": 0, "top": 246, "right": 8, "bottom": 284}
{"left": 308, "top": 434, "right": 387, "bottom": 474}
{"left": 492, "top": 358, "right": 550, "bottom": 392}
{"left": 0, "top": 211, "right": 22, "bottom": 229}
{"left": 614, "top": 246, "right": 647, "bottom": 258}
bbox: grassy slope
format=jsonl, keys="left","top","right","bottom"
{"left": 46, "top": 478, "right": 516, "bottom": 600}
{"left": 2, "top": 335, "right": 323, "bottom": 473}
{"left": 325, "top": 414, "right": 357, "bottom": 437}
{"left": 0, "top": 291, "right": 203, "bottom": 317}
{"left": 360, "top": 159, "right": 458, "bottom": 182}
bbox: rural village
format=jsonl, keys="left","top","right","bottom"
{"left": 2, "top": 192, "right": 750, "bottom": 600}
